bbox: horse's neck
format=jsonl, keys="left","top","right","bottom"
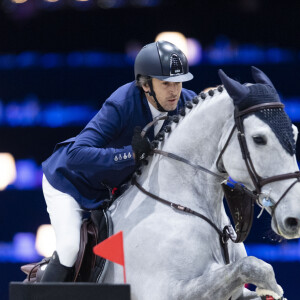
{"left": 139, "top": 93, "right": 233, "bottom": 222}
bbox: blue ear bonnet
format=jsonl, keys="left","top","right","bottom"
{"left": 254, "top": 106, "right": 296, "bottom": 155}
{"left": 218, "top": 67, "right": 296, "bottom": 156}
{"left": 239, "top": 83, "right": 280, "bottom": 111}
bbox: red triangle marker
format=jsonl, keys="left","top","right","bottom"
{"left": 93, "top": 231, "right": 126, "bottom": 283}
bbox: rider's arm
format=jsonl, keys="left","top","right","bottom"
{"left": 66, "top": 98, "right": 135, "bottom": 173}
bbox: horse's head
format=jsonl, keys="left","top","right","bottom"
{"left": 218, "top": 66, "right": 300, "bottom": 239}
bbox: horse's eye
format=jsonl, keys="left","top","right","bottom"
{"left": 253, "top": 135, "right": 267, "bottom": 145}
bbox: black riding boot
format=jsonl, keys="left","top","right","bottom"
{"left": 40, "top": 251, "right": 73, "bottom": 282}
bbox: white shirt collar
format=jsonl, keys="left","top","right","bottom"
{"left": 147, "top": 101, "right": 168, "bottom": 136}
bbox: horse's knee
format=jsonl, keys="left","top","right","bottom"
{"left": 239, "top": 256, "right": 275, "bottom": 283}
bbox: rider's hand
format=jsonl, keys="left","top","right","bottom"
{"left": 131, "top": 126, "right": 152, "bottom": 162}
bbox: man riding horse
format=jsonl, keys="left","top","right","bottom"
{"left": 40, "top": 41, "right": 196, "bottom": 282}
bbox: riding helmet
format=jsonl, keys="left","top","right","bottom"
{"left": 134, "top": 40, "right": 193, "bottom": 82}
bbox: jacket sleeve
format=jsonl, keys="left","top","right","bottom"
{"left": 66, "top": 99, "right": 135, "bottom": 173}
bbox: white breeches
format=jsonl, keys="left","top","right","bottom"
{"left": 42, "top": 174, "right": 84, "bottom": 267}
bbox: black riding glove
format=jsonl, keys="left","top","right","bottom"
{"left": 131, "top": 126, "right": 152, "bottom": 162}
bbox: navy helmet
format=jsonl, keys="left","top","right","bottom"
{"left": 134, "top": 40, "right": 193, "bottom": 82}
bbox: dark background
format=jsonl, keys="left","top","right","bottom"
{"left": 0, "top": 0, "right": 300, "bottom": 299}
{"left": 0, "top": 0, "right": 300, "bottom": 53}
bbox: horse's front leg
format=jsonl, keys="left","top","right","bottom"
{"left": 170, "top": 256, "right": 283, "bottom": 300}
{"left": 236, "top": 288, "right": 262, "bottom": 300}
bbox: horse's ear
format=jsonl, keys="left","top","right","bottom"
{"left": 218, "top": 69, "right": 248, "bottom": 105}
{"left": 251, "top": 66, "right": 275, "bottom": 88}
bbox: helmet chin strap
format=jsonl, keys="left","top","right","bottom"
{"left": 146, "top": 80, "right": 168, "bottom": 113}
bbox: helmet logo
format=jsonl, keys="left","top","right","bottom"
{"left": 170, "top": 54, "right": 184, "bottom": 76}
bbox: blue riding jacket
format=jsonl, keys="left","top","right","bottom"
{"left": 42, "top": 81, "right": 196, "bottom": 210}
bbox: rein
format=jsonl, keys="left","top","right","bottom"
{"left": 135, "top": 115, "right": 234, "bottom": 265}
{"left": 131, "top": 175, "right": 233, "bottom": 265}
{"left": 132, "top": 101, "right": 300, "bottom": 265}
{"left": 154, "top": 149, "right": 226, "bottom": 181}
{"left": 141, "top": 116, "right": 226, "bottom": 181}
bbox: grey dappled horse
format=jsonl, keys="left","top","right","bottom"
{"left": 102, "top": 67, "right": 300, "bottom": 300}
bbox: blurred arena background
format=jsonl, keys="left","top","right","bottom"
{"left": 0, "top": 0, "right": 300, "bottom": 299}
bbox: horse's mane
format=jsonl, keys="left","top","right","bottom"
{"left": 153, "top": 85, "right": 225, "bottom": 147}
{"left": 134, "top": 85, "right": 228, "bottom": 180}
{"left": 153, "top": 83, "right": 295, "bottom": 157}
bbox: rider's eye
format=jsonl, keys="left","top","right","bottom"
{"left": 253, "top": 135, "right": 267, "bottom": 145}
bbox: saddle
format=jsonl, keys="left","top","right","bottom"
{"left": 21, "top": 209, "right": 112, "bottom": 283}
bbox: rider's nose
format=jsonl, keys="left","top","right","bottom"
{"left": 169, "top": 83, "right": 179, "bottom": 95}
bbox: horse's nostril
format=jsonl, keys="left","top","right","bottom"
{"left": 285, "top": 217, "right": 299, "bottom": 229}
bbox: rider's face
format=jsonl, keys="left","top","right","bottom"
{"left": 144, "top": 78, "right": 182, "bottom": 111}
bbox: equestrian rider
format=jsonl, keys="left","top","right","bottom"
{"left": 40, "top": 40, "right": 196, "bottom": 282}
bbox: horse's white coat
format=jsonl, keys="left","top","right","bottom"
{"left": 102, "top": 88, "right": 300, "bottom": 300}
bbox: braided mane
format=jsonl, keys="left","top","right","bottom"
{"left": 152, "top": 86, "right": 225, "bottom": 147}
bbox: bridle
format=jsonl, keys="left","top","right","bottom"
{"left": 216, "top": 102, "right": 300, "bottom": 214}
{"left": 132, "top": 102, "right": 300, "bottom": 265}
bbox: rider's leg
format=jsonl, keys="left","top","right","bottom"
{"left": 41, "top": 175, "right": 84, "bottom": 282}
{"left": 40, "top": 251, "right": 73, "bottom": 282}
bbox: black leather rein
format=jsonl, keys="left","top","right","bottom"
{"left": 133, "top": 115, "right": 234, "bottom": 265}
{"left": 132, "top": 102, "right": 300, "bottom": 265}
{"left": 131, "top": 175, "right": 233, "bottom": 265}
